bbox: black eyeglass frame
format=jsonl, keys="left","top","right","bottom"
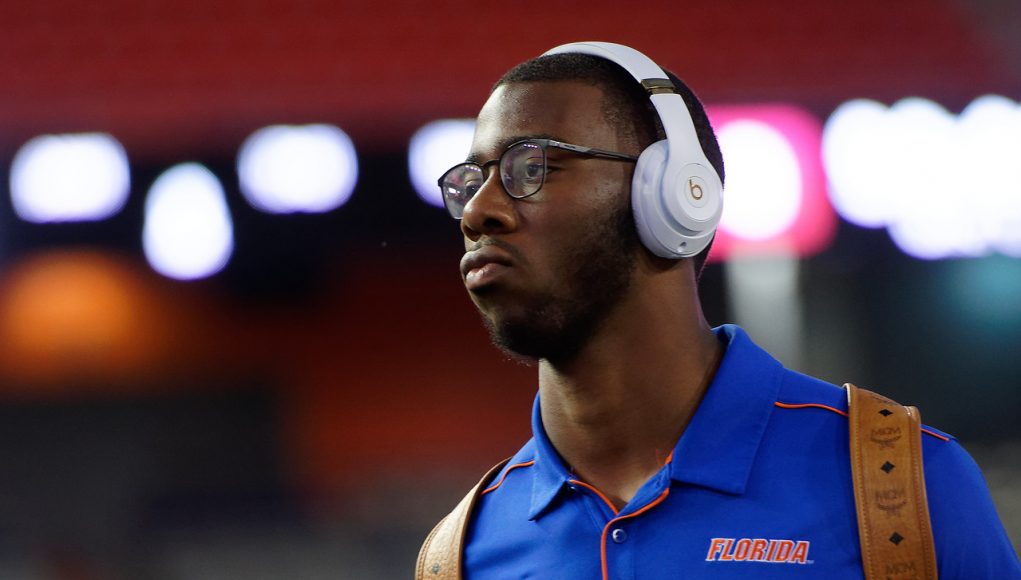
{"left": 437, "top": 138, "right": 639, "bottom": 219}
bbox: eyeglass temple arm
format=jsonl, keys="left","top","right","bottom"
{"left": 546, "top": 140, "right": 639, "bottom": 161}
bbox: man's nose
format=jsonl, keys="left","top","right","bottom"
{"left": 460, "top": 172, "right": 518, "bottom": 240}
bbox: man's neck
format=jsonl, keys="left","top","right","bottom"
{"left": 536, "top": 272, "right": 722, "bottom": 510}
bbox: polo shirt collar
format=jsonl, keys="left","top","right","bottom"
{"left": 528, "top": 393, "right": 574, "bottom": 520}
{"left": 668, "top": 324, "right": 781, "bottom": 494}
{"left": 527, "top": 324, "right": 782, "bottom": 520}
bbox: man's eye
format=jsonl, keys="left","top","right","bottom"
{"left": 523, "top": 161, "right": 545, "bottom": 181}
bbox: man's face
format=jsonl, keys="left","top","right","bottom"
{"left": 458, "top": 80, "right": 641, "bottom": 362}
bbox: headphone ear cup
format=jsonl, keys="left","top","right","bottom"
{"left": 632, "top": 140, "right": 722, "bottom": 259}
{"left": 631, "top": 141, "right": 674, "bottom": 258}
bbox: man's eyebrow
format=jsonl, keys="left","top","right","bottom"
{"left": 464, "top": 134, "right": 563, "bottom": 165}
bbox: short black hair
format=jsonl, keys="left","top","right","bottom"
{"left": 494, "top": 53, "right": 724, "bottom": 277}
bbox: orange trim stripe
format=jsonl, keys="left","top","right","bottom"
{"left": 774, "top": 401, "right": 951, "bottom": 441}
{"left": 599, "top": 489, "right": 671, "bottom": 580}
{"left": 481, "top": 460, "right": 535, "bottom": 495}
{"left": 921, "top": 428, "right": 950, "bottom": 442}
{"left": 774, "top": 401, "right": 848, "bottom": 417}
{"left": 568, "top": 479, "right": 619, "bottom": 515}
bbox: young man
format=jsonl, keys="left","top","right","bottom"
{"left": 427, "top": 42, "right": 1019, "bottom": 579}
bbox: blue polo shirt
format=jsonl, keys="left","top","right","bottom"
{"left": 464, "top": 325, "right": 1020, "bottom": 579}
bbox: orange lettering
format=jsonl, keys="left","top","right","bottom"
{"left": 790, "top": 541, "right": 810, "bottom": 564}
{"left": 706, "top": 538, "right": 727, "bottom": 561}
{"left": 766, "top": 540, "right": 780, "bottom": 561}
{"left": 733, "top": 539, "right": 751, "bottom": 561}
{"left": 707, "top": 537, "right": 813, "bottom": 565}
{"left": 749, "top": 539, "right": 768, "bottom": 561}
{"left": 719, "top": 539, "right": 735, "bottom": 561}
{"left": 773, "top": 540, "right": 794, "bottom": 562}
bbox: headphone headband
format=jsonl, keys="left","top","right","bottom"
{"left": 541, "top": 42, "right": 712, "bottom": 177}
{"left": 543, "top": 42, "right": 671, "bottom": 84}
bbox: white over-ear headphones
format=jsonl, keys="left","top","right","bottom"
{"left": 541, "top": 42, "right": 723, "bottom": 259}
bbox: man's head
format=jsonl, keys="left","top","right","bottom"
{"left": 454, "top": 47, "right": 724, "bottom": 363}
{"left": 494, "top": 50, "right": 726, "bottom": 274}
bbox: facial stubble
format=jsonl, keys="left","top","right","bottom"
{"left": 475, "top": 197, "right": 639, "bottom": 364}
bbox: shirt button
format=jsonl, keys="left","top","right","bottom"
{"left": 611, "top": 528, "right": 627, "bottom": 543}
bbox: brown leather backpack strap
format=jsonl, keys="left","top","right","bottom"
{"left": 416, "top": 459, "right": 511, "bottom": 580}
{"left": 846, "top": 383, "right": 938, "bottom": 579}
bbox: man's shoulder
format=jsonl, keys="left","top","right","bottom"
{"left": 775, "top": 368, "right": 849, "bottom": 409}
{"left": 771, "top": 368, "right": 956, "bottom": 443}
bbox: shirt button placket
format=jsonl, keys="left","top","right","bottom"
{"left": 605, "top": 524, "right": 635, "bottom": 580}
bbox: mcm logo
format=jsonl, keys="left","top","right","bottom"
{"left": 870, "top": 425, "right": 902, "bottom": 449}
{"left": 875, "top": 487, "right": 908, "bottom": 517}
{"left": 885, "top": 560, "right": 918, "bottom": 577}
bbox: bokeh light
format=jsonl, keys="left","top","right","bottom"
{"left": 10, "top": 133, "right": 130, "bottom": 223}
{"left": 717, "top": 120, "right": 803, "bottom": 241}
{"left": 237, "top": 124, "right": 358, "bottom": 214}
{"left": 822, "top": 95, "right": 1021, "bottom": 259}
{"left": 143, "top": 163, "right": 234, "bottom": 280}
{"left": 408, "top": 119, "right": 476, "bottom": 208}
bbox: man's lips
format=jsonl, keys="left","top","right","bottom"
{"left": 460, "top": 245, "right": 515, "bottom": 290}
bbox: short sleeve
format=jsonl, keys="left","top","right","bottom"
{"left": 923, "top": 436, "right": 1021, "bottom": 578}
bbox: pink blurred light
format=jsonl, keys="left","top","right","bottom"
{"left": 706, "top": 105, "right": 835, "bottom": 262}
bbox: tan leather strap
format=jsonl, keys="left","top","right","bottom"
{"left": 847, "top": 383, "right": 937, "bottom": 579}
{"left": 416, "top": 459, "right": 510, "bottom": 580}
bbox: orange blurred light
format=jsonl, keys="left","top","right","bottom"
{"left": 0, "top": 249, "right": 170, "bottom": 389}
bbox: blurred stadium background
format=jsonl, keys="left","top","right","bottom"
{"left": 0, "top": 0, "right": 1019, "bottom": 577}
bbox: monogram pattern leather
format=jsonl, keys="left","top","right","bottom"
{"left": 847, "top": 384, "right": 938, "bottom": 579}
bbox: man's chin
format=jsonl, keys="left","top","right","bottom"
{"left": 488, "top": 329, "right": 547, "bottom": 364}
{"left": 479, "top": 311, "right": 585, "bottom": 364}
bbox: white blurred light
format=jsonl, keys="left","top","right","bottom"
{"left": 143, "top": 163, "right": 234, "bottom": 280}
{"left": 408, "top": 119, "right": 476, "bottom": 207}
{"left": 959, "top": 96, "right": 1021, "bottom": 257}
{"left": 237, "top": 124, "right": 358, "bottom": 214}
{"left": 823, "top": 95, "right": 1021, "bottom": 259}
{"left": 822, "top": 100, "right": 891, "bottom": 228}
{"left": 10, "top": 133, "right": 130, "bottom": 222}
{"left": 717, "top": 120, "right": 802, "bottom": 240}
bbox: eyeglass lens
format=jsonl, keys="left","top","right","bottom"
{"left": 500, "top": 141, "right": 546, "bottom": 199}
{"left": 439, "top": 141, "right": 547, "bottom": 219}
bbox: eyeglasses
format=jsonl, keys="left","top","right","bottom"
{"left": 437, "top": 138, "right": 639, "bottom": 219}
